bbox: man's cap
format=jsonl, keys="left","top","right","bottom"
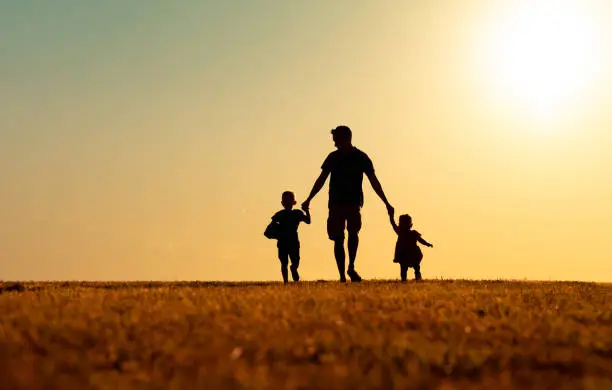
{"left": 331, "top": 125, "right": 352, "bottom": 137}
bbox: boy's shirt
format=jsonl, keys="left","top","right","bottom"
{"left": 272, "top": 209, "right": 308, "bottom": 242}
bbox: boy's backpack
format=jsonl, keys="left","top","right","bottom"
{"left": 264, "top": 219, "right": 281, "bottom": 240}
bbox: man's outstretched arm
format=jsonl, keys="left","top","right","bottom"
{"left": 302, "top": 170, "right": 329, "bottom": 209}
{"left": 366, "top": 172, "right": 394, "bottom": 215}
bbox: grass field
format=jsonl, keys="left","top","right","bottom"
{"left": 0, "top": 280, "right": 611, "bottom": 389}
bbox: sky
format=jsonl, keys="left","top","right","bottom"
{"left": 2, "top": 0, "right": 612, "bottom": 281}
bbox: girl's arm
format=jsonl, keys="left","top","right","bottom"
{"left": 417, "top": 236, "right": 433, "bottom": 247}
{"left": 389, "top": 213, "right": 399, "bottom": 234}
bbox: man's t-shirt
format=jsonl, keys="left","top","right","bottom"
{"left": 321, "top": 147, "right": 374, "bottom": 207}
{"left": 272, "top": 209, "right": 308, "bottom": 243}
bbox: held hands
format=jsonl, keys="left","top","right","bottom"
{"left": 301, "top": 199, "right": 310, "bottom": 211}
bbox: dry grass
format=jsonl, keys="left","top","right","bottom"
{"left": 0, "top": 280, "right": 611, "bottom": 389}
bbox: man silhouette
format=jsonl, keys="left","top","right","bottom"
{"left": 302, "top": 125, "right": 394, "bottom": 282}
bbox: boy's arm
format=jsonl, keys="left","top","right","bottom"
{"left": 302, "top": 208, "right": 311, "bottom": 224}
{"left": 417, "top": 236, "right": 433, "bottom": 247}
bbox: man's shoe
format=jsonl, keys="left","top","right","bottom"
{"left": 291, "top": 268, "right": 300, "bottom": 282}
{"left": 340, "top": 275, "right": 347, "bottom": 283}
{"left": 347, "top": 268, "right": 362, "bottom": 282}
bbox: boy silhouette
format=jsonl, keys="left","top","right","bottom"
{"left": 270, "top": 191, "right": 311, "bottom": 283}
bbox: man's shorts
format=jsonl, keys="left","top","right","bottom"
{"left": 327, "top": 203, "right": 362, "bottom": 240}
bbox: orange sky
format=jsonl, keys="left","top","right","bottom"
{"left": 1, "top": 1, "right": 612, "bottom": 281}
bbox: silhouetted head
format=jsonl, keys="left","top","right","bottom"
{"left": 331, "top": 125, "right": 352, "bottom": 150}
{"left": 281, "top": 191, "right": 296, "bottom": 210}
{"left": 398, "top": 214, "right": 413, "bottom": 230}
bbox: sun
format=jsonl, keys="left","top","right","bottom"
{"left": 484, "top": 1, "right": 603, "bottom": 121}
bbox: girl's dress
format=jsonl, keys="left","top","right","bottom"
{"left": 393, "top": 229, "right": 424, "bottom": 266}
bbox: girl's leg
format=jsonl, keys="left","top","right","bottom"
{"left": 400, "top": 263, "right": 408, "bottom": 282}
{"left": 414, "top": 263, "right": 422, "bottom": 281}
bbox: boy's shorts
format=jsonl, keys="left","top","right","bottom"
{"left": 278, "top": 240, "right": 300, "bottom": 267}
{"left": 327, "top": 203, "right": 362, "bottom": 240}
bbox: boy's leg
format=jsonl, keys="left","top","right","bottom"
{"left": 400, "top": 263, "right": 408, "bottom": 282}
{"left": 414, "top": 263, "right": 422, "bottom": 281}
{"left": 278, "top": 246, "right": 289, "bottom": 283}
{"left": 289, "top": 244, "right": 300, "bottom": 282}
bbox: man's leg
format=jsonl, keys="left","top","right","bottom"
{"left": 346, "top": 205, "right": 363, "bottom": 282}
{"left": 334, "top": 239, "right": 346, "bottom": 282}
{"left": 347, "top": 233, "right": 358, "bottom": 267}
{"left": 347, "top": 232, "right": 361, "bottom": 282}
{"left": 328, "top": 206, "right": 347, "bottom": 282}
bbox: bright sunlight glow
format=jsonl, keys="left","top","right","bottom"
{"left": 485, "top": 1, "right": 603, "bottom": 122}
